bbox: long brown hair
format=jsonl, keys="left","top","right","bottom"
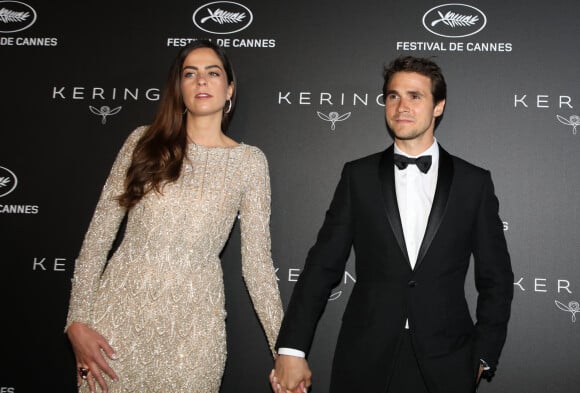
{"left": 118, "top": 40, "right": 237, "bottom": 209}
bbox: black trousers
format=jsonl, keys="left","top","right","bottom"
{"left": 386, "top": 331, "right": 431, "bottom": 393}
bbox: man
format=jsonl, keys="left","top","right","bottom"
{"left": 271, "top": 56, "right": 513, "bottom": 393}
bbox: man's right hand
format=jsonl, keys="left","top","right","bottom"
{"left": 270, "top": 354, "right": 312, "bottom": 393}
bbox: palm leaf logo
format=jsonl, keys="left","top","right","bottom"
{"left": 0, "top": 166, "right": 17, "bottom": 197}
{"left": 0, "top": 8, "right": 30, "bottom": 23}
{"left": 0, "top": 176, "right": 11, "bottom": 188}
{"left": 201, "top": 8, "right": 246, "bottom": 24}
{"left": 431, "top": 11, "right": 479, "bottom": 27}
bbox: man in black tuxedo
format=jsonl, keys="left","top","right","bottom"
{"left": 270, "top": 56, "right": 513, "bottom": 393}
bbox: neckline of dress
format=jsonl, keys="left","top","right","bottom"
{"left": 188, "top": 142, "right": 245, "bottom": 150}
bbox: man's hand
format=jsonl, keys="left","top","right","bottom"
{"left": 477, "top": 364, "right": 484, "bottom": 384}
{"left": 269, "top": 355, "right": 312, "bottom": 393}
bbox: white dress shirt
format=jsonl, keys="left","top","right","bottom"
{"left": 395, "top": 139, "right": 439, "bottom": 329}
{"left": 394, "top": 139, "right": 439, "bottom": 270}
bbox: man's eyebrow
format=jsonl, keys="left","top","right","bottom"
{"left": 385, "top": 89, "right": 424, "bottom": 96}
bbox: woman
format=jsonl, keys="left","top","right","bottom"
{"left": 66, "top": 40, "right": 283, "bottom": 393}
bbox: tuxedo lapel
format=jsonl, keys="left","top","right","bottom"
{"left": 379, "top": 146, "right": 410, "bottom": 266}
{"left": 415, "top": 145, "right": 454, "bottom": 269}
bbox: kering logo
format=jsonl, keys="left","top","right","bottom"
{"left": 277, "top": 267, "right": 356, "bottom": 302}
{"left": 193, "top": 1, "right": 253, "bottom": 35}
{"left": 0, "top": 166, "right": 17, "bottom": 197}
{"left": 278, "top": 91, "right": 385, "bottom": 107}
{"left": 556, "top": 114, "right": 580, "bottom": 135}
{"left": 513, "top": 93, "right": 577, "bottom": 136}
{"left": 32, "top": 257, "right": 69, "bottom": 272}
{"left": 90, "top": 105, "right": 122, "bottom": 124}
{"left": 555, "top": 300, "right": 579, "bottom": 323}
{"left": 422, "top": 4, "right": 486, "bottom": 38}
{"left": 279, "top": 91, "right": 383, "bottom": 132}
{"left": 52, "top": 86, "right": 160, "bottom": 102}
{"left": 0, "top": 1, "right": 36, "bottom": 33}
{"left": 513, "top": 94, "right": 574, "bottom": 109}
{"left": 317, "top": 111, "right": 352, "bottom": 131}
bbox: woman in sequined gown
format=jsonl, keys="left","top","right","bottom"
{"left": 65, "top": 40, "right": 283, "bottom": 393}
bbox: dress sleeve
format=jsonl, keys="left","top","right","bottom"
{"left": 239, "top": 147, "right": 283, "bottom": 357}
{"left": 65, "top": 126, "right": 146, "bottom": 331}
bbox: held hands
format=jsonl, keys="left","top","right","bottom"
{"left": 270, "top": 355, "right": 311, "bottom": 393}
{"left": 66, "top": 322, "right": 119, "bottom": 392}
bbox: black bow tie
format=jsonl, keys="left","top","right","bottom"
{"left": 393, "top": 153, "right": 432, "bottom": 173}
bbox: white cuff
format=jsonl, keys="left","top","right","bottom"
{"left": 479, "top": 359, "right": 491, "bottom": 370}
{"left": 277, "top": 347, "right": 306, "bottom": 358}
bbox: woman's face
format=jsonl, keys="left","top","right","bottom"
{"left": 180, "top": 47, "right": 234, "bottom": 119}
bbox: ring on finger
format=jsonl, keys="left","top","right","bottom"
{"left": 79, "top": 367, "right": 90, "bottom": 380}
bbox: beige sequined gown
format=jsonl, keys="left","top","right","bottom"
{"left": 66, "top": 126, "right": 283, "bottom": 393}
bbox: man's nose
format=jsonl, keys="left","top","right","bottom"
{"left": 397, "top": 99, "right": 409, "bottom": 112}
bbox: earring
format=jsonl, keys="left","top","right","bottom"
{"left": 224, "top": 99, "right": 232, "bottom": 114}
{"left": 183, "top": 107, "right": 188, "bottom": 115}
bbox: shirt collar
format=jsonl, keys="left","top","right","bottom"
{"left": 394, "top": 138, "right": 439, "bottom": 161}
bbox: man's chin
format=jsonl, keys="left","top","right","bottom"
{"left": 393, "top": 132, "right": 420, "bottom": 141}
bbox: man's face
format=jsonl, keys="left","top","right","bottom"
{"left": 384, "top": 71, "right": 445, "bottom": 144}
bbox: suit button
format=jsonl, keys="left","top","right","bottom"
{"left": 408, "top": 280, "right": 417, "bottom": 288}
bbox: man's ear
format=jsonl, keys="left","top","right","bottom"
{"left": 434, "top": 99, "right": 446, "bottom": 117}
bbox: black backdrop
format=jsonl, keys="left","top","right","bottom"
{"left": 1, "top": 1, "right": 579, "bottom": 392}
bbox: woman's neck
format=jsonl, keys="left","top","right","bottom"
{"left": 186, "top": 117, "right": 237, "bottom": 147}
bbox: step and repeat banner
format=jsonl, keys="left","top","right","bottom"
{"left": 1, "top": 0, "right": 579, "bottom": 392}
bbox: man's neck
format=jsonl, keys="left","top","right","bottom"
{"left": 394, "top": 136, "right": 435, "bottom": 156}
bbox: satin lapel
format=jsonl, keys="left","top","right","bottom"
{"left": 379, "top": 146, "right": 410, "bottom": 266}
{"left": 415, "top": 145, "right": 454, "bottom": 269}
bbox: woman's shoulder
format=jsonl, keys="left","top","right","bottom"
{"left": 241, "top": 142, "right": 264, "bottom": 154}
{"left": 127, "top": 125, "right": 149, "bottom": 142}
{"left": 117, "top": 125, "right": 148, "bottom": 151}
{"left": 240, "top": 143, "right": 268, "bottom": 165}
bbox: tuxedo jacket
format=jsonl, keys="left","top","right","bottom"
{"left": 276, "top": 144, "right": 514, "bottom": 393}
